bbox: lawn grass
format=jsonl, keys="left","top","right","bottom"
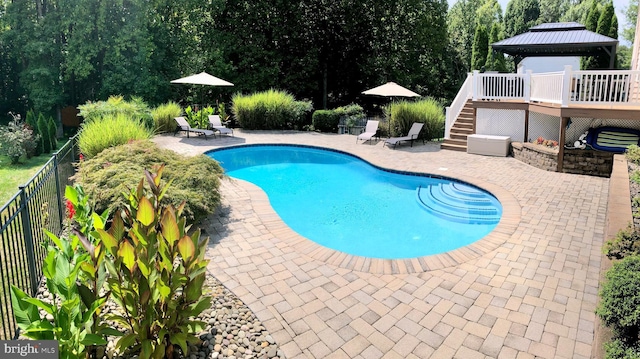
{"left": 0, "top": 153, "right": 56, "bottom": 207}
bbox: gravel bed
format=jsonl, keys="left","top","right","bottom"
{"left": 34, "top": 274, "right": 283, "bottom": 359}
{"left": 629, "top": 161, "right": 640, "bottom": 229}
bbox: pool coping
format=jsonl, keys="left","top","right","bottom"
{"left": 220, "top": 146, "right": 522, "bottom": 274}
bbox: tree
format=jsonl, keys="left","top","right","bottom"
{"left": 486, "top": 23, "right": 508, "bottom": 72}
{"left": 538, "top": 0, "right": 569, "bottom": 23}
{"left": 448, "top": 0, "right": 502, "bottom": 71}
{"left": 581, "top": 1, "right": 602, "bottom": 69}
{"left": 622, "top": 0, "right": 638, "bottom": 44}
{"left": 471, "top": 24, "right": 489, "bottom": 70}
{"left": 503, "top": 0, "right": 541, "bottom": 38}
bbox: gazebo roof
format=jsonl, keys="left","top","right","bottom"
{"left": 491, "top": 22, "right": 618, "bottom": 67}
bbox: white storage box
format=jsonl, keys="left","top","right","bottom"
{"left": 467, "top": 134, "right": 511, "bottom": 157}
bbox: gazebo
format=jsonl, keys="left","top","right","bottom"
{"left": 491, "top": 22, "right": 618, "bottom": 69}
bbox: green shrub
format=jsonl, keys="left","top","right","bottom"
{"left": 78, "top": 95, "right": 154, "bottom": 130}
{"left": 73, "top": 140, "right": 223, "bottom": 222}
{"left": 628, "top": 145, "right": 640, "bottom": 165}
{"left": 78, "top": 114, "right": 153, "bottom": 158}
{"left": 185, "top": 105, "right": 213, "bottom": 129}
{"left": 312, "top": 110, "right": 341, "bottom": 132}
{"left": 25, "top": 109, "right": 43, "bottom": 156}
{"left": 231, "top": 89, "right": 312, "bottom": 130}
{"left": 98, "top": 166, "right": 210, "bottom": 359}
{"left": 387, "top": 98, "right": 445, "bottom": 140}
{"left": 597, "top": 255, "right": 640, "bottom": 343}
{"left": 48, "top": 117, "right": 58, "bottom": 151}
{"left": 605, "top": 223, "right": 640, "bottom": 260}
{"left": 605, "top": 339, "right": 640, "bottom": 359}
{"left": 151, "top": 101, "right": 182, "bottom": 133}
{"left": 0, "top": 116, "right": 39, "bottom": 163}
{"left": 37, "top": 114, "right": 51, "bottom": 154}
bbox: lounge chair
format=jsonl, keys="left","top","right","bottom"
{"left": 174, "top": 117, "right": 214, "bottom": 139}
{"left": 208, "top": 115, "right": 234, "bottom": 136}
{"left": 384, "top": 122, "right": 424, "bottom": 149}
{"left": 356, "top": 120, "right": 380, "bottom": 144}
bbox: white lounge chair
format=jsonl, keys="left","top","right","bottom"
{"left": 174, "top": 117, "right": 214, "bottom": 139}
{"left": 384, "top": 122, "right": 424, "bottom": 149}
{"left": 356, "top": 120, "right": 380, "bottom": 144}
{"left": 208, "top": 115, "right": 234, "bottom": 136}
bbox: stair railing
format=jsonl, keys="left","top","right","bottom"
{"left": 445, "top": 73, "right": 473, "bottom": 139}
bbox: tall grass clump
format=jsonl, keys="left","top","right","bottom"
{"left": 387, "top": 98, "right": 445, "bottom": 140}
{"left": 78, "top": 114, "right": 153, "bottom": 158}
{"left": 152, "top": 101, "right": 182, "bottom": 133}
{"left": 78, "top": 95, "right": 154, "bottom": 130}
{"left": 231, "top": 89, "right": 312, "bottom": 130}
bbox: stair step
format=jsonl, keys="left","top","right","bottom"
{"left": 443, "top": 138, "right": 467, "bottom": 146}
{"left": 441, "top": 143, "right": 467, "bottom": 152}
{"left": 415, "top": 184, "right": 501, "bottom": 224}
{"left": 450, "top": 133, "right": 468, "bottom": 140}
{"left": 453, "top": 123, "right": 473, "bottom": 129}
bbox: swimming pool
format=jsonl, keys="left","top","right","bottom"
{"left": 208, "top": 145, "right": 502, "bottom": 259}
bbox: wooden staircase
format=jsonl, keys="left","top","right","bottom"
{"left": 441, "top": 100, "right": 475, "bottom": 152}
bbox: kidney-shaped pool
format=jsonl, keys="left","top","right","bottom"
{"left": 208, "top": 144, "right": 502, "bottom": 259}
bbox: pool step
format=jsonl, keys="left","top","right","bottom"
{"left": 416, "top": 183, "right": 501, "bottom": 224}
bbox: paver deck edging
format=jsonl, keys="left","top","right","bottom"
{"left": 227, "top": 160, "right": 521, "bottom": 274}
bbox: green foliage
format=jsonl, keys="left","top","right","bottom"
{"left": 387, "top": 98, "right": 445, "bottom": 140}
{"left": 38, "top": 114, "right": 52, "bottom": 154}
{"left": 485, "top": 23, "right": 507, "bottom": 72}
{"left": 622, "top": 0, "right": 638, "bottom": 44}
{"left": 312, "top": 110, "right": 341, "bottom": 133}
{"left": 184, "top": 106, "right": 213, "bottom": 129}
{"left": 48, "top": 117, "right": 58, "bottom": 151}
{"left": 151, "top": 102, "right": 183, "bottom": 133}
{"left": 597, "top": 255, "right": 640, "bottom": 345}
{"left": 604, "top": 223, "right": 640, "bottom": 260}
{"left": 538, "top": 0, "right": 569, "bottom": 23}
{"left": 231, "top": 89, "right": 312, "bottom": 130}
{"left": 10, "top": 185, "right": 116, "bottom": 359}
{"left": 582, "top": 1, "right": 602, "bottom": 70}
{"left": 25, "top": 110, "right": 43, "bottom": 156}
{"left": 78, "top": 114, "right": 153, "bottom": 158}
{"left": 97, "top": 166, "right": 210, "bottom": 359}
{"left": 504, "top": 0, "right": 540, "bottom": 38}
{"left": 74, "top": 140, "right": 223, "bottom": 223}
{"left": 0, "top": 115, "right": 40, "bottom": 164}
{"left": 471, "top": 25, "right": 489, "bottom": 71}
{"left": 605, "top": 338, "right": 640, "bottom": 359}
{"left": 627, "top": 145, "right": 640, "bottom": 165}
{"left": 78, "top": 96, "right": 154, "bottom": 130}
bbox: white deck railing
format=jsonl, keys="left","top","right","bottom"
{"left": 445, "top": 73, "right": 472, "bottom": 139}
{"left": 445, "top": 66, "right": 640, "bottom": 140}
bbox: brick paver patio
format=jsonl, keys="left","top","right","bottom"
{"left": 153, "top": 130, "right": 609, "bottom": 358}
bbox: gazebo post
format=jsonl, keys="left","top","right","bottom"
{"left": 558, "top": 117, "right": 569, "bottom": 172}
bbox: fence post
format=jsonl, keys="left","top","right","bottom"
{"left": 53, "top": 151, "right": 64, "bottom": 230}
{"left": 18, "top": 187, "right": 39, "bottom": 295}
{"left": 561, "top": 65, "right": 572, "bottom": 107}
{"left": 524, "top": 70, "right": 532, "bottom": 103}
{"left": 472, "top": 71, "right": 479, "bottom": 101}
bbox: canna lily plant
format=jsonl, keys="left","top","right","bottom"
{"left": 97, "top": 165, "right": 211, "bottom": 359}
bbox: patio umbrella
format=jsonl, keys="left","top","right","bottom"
{"left": 362, "top": 82, "right": 421, "bottom": 98}
{"left": 362, "top": 82, "right": 421, "bottom": 135}
{"left": 171, "top": 72, "right": 234, "bottom": 108}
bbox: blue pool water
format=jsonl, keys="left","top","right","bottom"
{"left": 208, "top": 145, "right": 502, "bottom": 259}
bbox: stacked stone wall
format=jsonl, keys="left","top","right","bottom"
{"left": 511, "top": 142, "right": 613, "bottom": 177}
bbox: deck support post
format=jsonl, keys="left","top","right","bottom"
{"left": 558, "top": 117, "right": 569, "bottom": 172}
{"left": 524, "top": 110, "right": 529, "bottom": 142}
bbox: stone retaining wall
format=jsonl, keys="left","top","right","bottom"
{"left": 511, "top": 142, "right": 614, "bottom": 177}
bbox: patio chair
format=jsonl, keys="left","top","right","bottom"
{"left": 174, "top": 117, "right": 215, "bottom": 139}
{"left": 384, "top": 122, "right": 424, "bottom": 149}
{"left": 208, "top": 115, "right": 234, "bottom": 136}
{"left": 356, "top": 120, "right": 380, "bottom": 144}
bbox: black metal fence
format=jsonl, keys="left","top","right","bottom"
{"left": 0, "top": 136, "right": 78, "bottom": 339}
